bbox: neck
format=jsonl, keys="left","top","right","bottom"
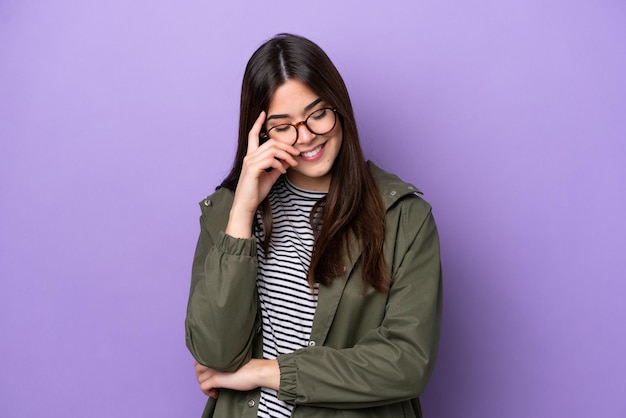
{"left": 286, "top": 171, "right": 331, "bottom": 192}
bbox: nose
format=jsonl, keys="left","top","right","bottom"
{"left": 294, "top": 121, "right": 315, "bottom": 145}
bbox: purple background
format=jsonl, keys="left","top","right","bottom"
{"left": 1, "top": 1, "right": 625, "bottom": 417}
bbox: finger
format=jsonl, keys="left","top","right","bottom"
{"left": 270, "top": 138, "right": 301, "bottom": 157}
{"left": 200, "top": 375, "right": 221, "bottom": 396}
{"left": 265, "top": 160, "right": 288, "bottom": 179}
{"left": 195, "top": 367, "right": 216, "bottom": 386}
{"left": 262, "top": 154, "right": 295, "bottom": 176}
{"left": 194, "top": 361, "right": 202, "bottom": 378}
{"left": 200, "top": 382, "right": 219, "bottom": 398}
{"left": 271, "top": 147, "right": 300, "bottom": 166}
{"left": 247, "top": 111, "right": 266, "bottom": 154}
{"left": 244, "top": 142, "right": 299, "bottom": 170}
{"left": 259, "top": 151, "right": 299, "bottom": 171}
{"left": 279, "top": 159, "right": 292, "bottom": 173}
{"left": 194, "top": 361, "right": 209, "bottom": 378}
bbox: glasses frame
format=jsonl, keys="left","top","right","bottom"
{"left": 263, "top": 107, "right": 339, "bottom": 146}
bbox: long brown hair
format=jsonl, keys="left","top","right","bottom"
{"left": 220, "top": 33, "right": 390, "bottom": 292}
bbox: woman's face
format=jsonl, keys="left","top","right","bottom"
{"left": 265, "top": 79, "right": 342, "bottom": 192}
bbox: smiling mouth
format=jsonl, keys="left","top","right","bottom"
{"left": 301, "top": 144, "right": 324, "bottom": 159}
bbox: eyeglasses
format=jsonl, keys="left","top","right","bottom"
{"left": 263, "top": 107, "right": 339, "bottom": 145}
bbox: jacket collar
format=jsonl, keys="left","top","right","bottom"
{"left": 367, "top": 161, "right": 422, "bottom": 211}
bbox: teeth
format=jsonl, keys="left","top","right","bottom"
{"left": 302, "top": 145, "right": 322, "bottom": 158}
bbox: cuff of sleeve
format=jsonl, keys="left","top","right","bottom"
{"left": 277, "top": 353, "right": 297, "bottom": 401}
{"left": 215, "top": 231, "right": 257, "bottom": 257}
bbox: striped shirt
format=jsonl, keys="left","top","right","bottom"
{"left": 254, "top": 176, "right": 325, "bottom": 418}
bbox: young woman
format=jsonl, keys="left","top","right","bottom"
{"left": 185, "top": 33, "right": 442, "bottom": 418}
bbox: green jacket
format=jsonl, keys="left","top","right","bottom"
{"left": 186, "top": 162, "right": 442, "bottom": 417}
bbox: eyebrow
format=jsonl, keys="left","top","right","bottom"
{"left": 266, "top": 98, "right": 324, "bottom": 122}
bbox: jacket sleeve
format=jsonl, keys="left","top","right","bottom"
{"left": 277, "top": 198, "right": 442, "bottom": 408}
{"left": 185, "top": 198, "right": 259, "bottom": 372}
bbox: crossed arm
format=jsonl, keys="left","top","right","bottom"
{"left": 193, "top": 359, "right": 279, "bottom": 398}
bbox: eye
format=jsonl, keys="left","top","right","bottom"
{"left": 310, "top": 108, "right": 328, "bottom": 121}
{"left": 271, "top": 124, "right": 292, "bottom": 133}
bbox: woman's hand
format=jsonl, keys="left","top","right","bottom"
{"left": 194, "top": 359, "right": 280, "bottom": 398}
{"left": 226, "top": 111, "right": 299, "bottom": 238}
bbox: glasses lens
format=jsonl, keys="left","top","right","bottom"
{"left": 266, "top": 108, "right": 336, "bottom": 144}
{"left": 267, "top": 124, "right": 297, "bottom": 144}
{"left": 306, "top": 108, "right": 336, "bottom": 135}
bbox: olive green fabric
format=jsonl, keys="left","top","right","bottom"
{"left": 186, "top": 162, "right": 442, "bottom": 418}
